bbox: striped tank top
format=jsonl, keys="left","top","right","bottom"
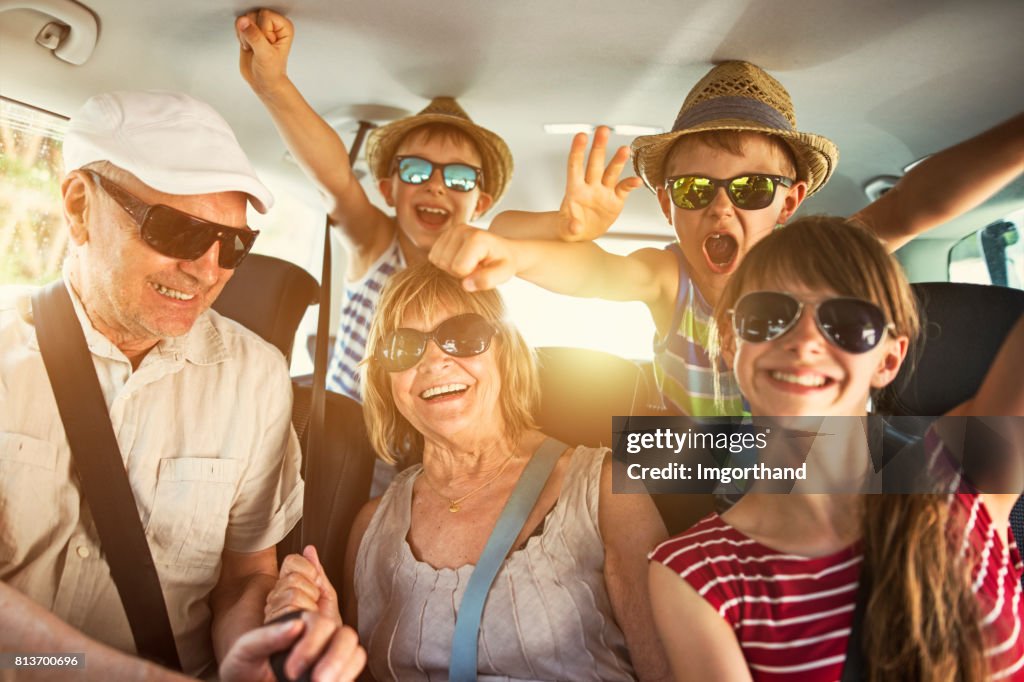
{"left": 650, "top": 493, "right": 1024, "bottom": 680}
{"left": 326, "top": 236, "right": 405, "bottom": 401}
{"left": 652, "top": 243, "right": 745, "bottom": 416}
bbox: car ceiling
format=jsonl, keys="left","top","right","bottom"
{"left": 3, "top": 0, "right": 1023, "bottom": 240}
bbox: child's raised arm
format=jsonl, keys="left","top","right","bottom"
{"left": 429, "top": 224, "right": 678, "bottom": 328}
{"left": 489, "top": 126, "right": 643, "bottom": 241}
{"left": 236, "top": 10, "right": 393, "bottom": 256}
{"left": 853, "top": 112, "right": 1024, "bottom": 252}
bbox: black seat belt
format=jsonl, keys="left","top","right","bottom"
{"left": 32, "top": 281, "right": 182, "bottom": 670}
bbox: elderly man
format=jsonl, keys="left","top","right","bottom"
{"left": 0, "top": 91, "right": 362, "bottom": 681}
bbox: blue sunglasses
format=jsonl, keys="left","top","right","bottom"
{"left": 392, "top": 155, "right": 483, "bottom": 192}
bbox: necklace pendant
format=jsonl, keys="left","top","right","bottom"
{"left": 448, "top": 501, "right": 460, "bottom": 513}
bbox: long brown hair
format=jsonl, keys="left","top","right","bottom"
{"left": 711, "top": 217, "right": 986, "bottom": 679}
{"left": 861, "top": 496, "right": 985, "bottom": 681}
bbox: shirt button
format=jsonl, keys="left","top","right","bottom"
{"left": 76, "top": 546, "right": 90, "bottom": 559}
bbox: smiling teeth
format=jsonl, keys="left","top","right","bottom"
{"left": 419, "top": 207, "right": 449, "bottom": 215}
{"left": 152, "top": 283, "right": 195, "bottom": 301}
{"left": 772, "top": 371, "right": 827, "bottom": 387}
{"left": 421, "top": 383, "right": 468, "bottom": 399}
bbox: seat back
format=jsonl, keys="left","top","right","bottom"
{"left": 534, "top": 347, "right": 647, "bottom": 449}
{"left": 880, "top": 282, "right": 1024, "bottom": 416}
{"left": 211, "top": 254, "right": 377, "bottom": 581}
{"left": 877, "top": 282, "right": 1024, "bottom": 571}
{"left": 278, "top": 379, "right": 376, "bottom": 590}
{"left": 211, "top": 254, "right": 319, "bottom": 362}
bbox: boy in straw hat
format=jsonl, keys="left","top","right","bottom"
{"left": 431, "top": 61, "right": 1024, "bottom": 416}
{"left": 236, "top": 9, "right": 513, "bottom": 402}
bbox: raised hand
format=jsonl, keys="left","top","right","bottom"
{"left": 558, "top": 126, "right": 643, "bottom": 241}
{"left": 235, "top": 9, "right": 294, "bottom": 95}
{"left": 429, "top": 224, "right": 519, "bottom": 291}
{"left": 265, "top": 545, "right": 341, "bottom": 624}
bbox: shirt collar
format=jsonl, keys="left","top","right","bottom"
{"left": 38, "top": 263, "right": 230, "bottom": 367}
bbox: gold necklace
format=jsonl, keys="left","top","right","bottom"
{"left": 421, "top": 451, "right": 517, "bottom": 513}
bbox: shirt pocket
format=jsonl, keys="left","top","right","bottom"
{"left": 0, "top": 433, "right": 59, "bottom": 565}
{"left": 146, "top": 457, "right": 241, "bottom": 571}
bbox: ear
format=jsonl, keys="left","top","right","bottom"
{"left": 775, "top": 180, "right": 808, "bottom": 225}
{"left": 471, "top": 191, "right": 494, "bottom": 220}
{"left": 870, "top": 335, "right": 909, "bottom": 389}
{"left": 656, "top": 186, "right": 674, "bottom": 224}
{"left": 61, "top": 171, "right": 91, "bottom": 245}
{"left": 378, "top": 177, "right": 396, "bottom": 208}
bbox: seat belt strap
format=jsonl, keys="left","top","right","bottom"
{"left": 449, "top": 438, "right": 567, "bottom": 682}
{"left": 32, "top": 281, "right": 182, "bottom": 670}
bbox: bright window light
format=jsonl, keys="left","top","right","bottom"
{"left": 499, "top": 236, "right": 673, "bottom": 360}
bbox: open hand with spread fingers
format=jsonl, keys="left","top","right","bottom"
{"left": 558, "top": 125, "right": 643, "bottom": 242}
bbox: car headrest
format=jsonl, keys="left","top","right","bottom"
{"left": 880, "top": 282, "right": 1024, "bottom": 416}
{"left": 534, "top": 347, "right": 649, "bottom": 449}
{"left": 212, "top": 254, "right": 319, "bottom": 361}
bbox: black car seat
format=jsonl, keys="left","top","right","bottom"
{"left": 212, "top": 254, "right": 318, "bottom": 362}
{"left": 878, "top": 282, "right": 1024, "bottom": 568}
{"left": 213, "top": 254, "right": 375, "bottom": 588}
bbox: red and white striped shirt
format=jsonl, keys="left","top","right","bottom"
{"left": 650, "top": 493, "right": 1024, "bottom": 681}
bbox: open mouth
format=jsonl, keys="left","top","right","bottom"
{"left": 703, "top": 233, "right": 738, "bottom": 272}
{"left": 416, "top": 206, "right": 450, "bottom": 227}
{"left": 151, "top": 282, "right": 196, "bottom": 301}
{"left": 420, "top": 383, "right": 469, "bottom": 400}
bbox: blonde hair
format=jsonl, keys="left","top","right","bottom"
{"left": 362, "top": 262, "right": 538, "bottom": 463}
{"left": 665, "top": 130, "right": 799, "bottom": 181}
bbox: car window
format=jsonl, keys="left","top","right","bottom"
{"left": 948, "top": 209, "right": 1023, "bottom": 290}
{"left": 500, "top": 236, "right": 669, "bottom": 360}
{"left": 0, "top": 98, "right": 67, "bottom": 287}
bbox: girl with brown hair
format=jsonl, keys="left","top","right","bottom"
{"left": 648, "top": 216, "right": 1024, "bottom": 681}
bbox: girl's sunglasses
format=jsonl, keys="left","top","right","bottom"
{"left": 86, "top": 170, "right": 258, "bottom": 269}
{"left": 392, "top": 155, "right": 483, "bottom": 192}
{"left": 729, "top": 291, "right": 894, "bottom": 354}
{"left": 377, "top": 312, "right": 498, "bottom": 372}
{"left": 665, "top": 174, "right": 793, "bottom": 211}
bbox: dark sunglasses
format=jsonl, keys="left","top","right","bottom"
{"left": 665, "top": 174, "right": 794, "bottom": 211}
{"left": 85, "top": 170, "right": 259, "bottom": 269}
{"left": 392, "top": 155, "right": 483, "bottom": 192}
{"left": 377, "top": 313, "right": 498, "bottom": 372}
{"left": 730, "top": 291, "right": 895, "bottom": 354}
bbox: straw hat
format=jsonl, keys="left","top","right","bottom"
{"left": 632, "top": 61, "right": 838, "bottom": 196}
{"left": 365, "top": 97, "right": 513, "bottom": 207}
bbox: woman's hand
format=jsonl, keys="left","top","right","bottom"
{"left": 235, "top": 8, "right": 294, "bottom": 97}
{"left": 265, "top": 545, "right": 342, "bottom": 625}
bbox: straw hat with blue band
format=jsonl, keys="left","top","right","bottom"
{"left": 365, "top": 97, "right": 513, "bottom": 210}
{"left": 632, "top": 61, "right": 839, "bottom": 196}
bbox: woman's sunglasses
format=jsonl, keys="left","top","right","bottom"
{"left": 392, "top": 155, "right": 483, "bottom": 192}
{"left": 729, "top": 291, "right": 894, "bottom": 354}
{"left": 377, "top": 312, "right": 498, "bottom": 372}
{"left": 85, "top": 170, "right": 259, "bottom": 269}
{"left": 665, "top": 174, "right": 794, "bottom": 211}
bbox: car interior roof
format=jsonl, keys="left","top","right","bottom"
{"left": 2, "top": 0, "right": 1023, "bottom": 242}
